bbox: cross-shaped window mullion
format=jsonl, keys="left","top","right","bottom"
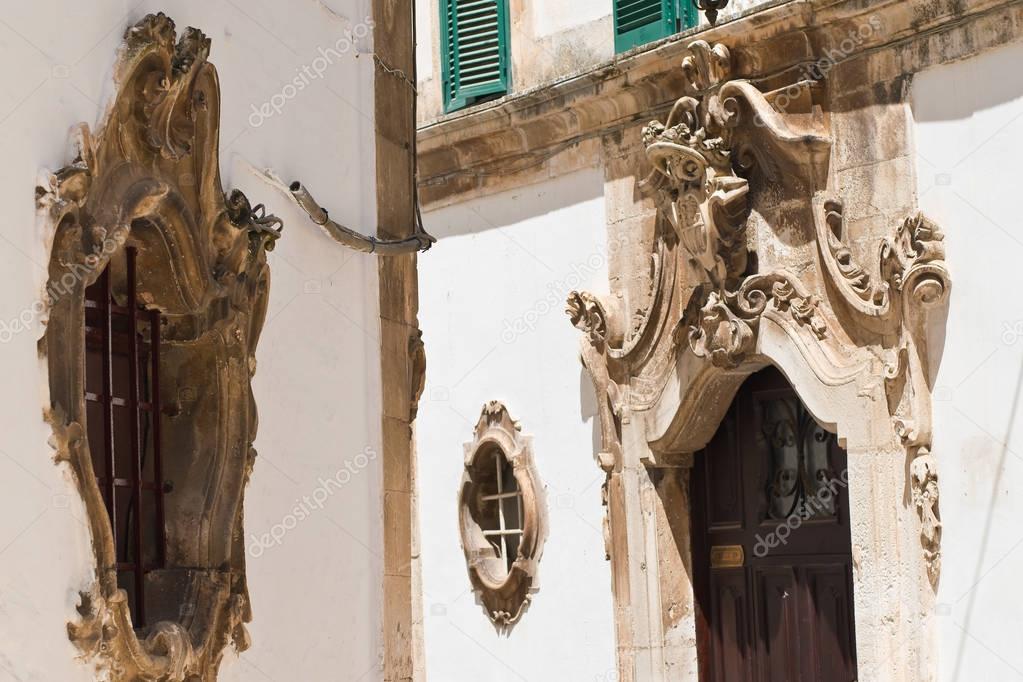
{"left": 517, "top": 489, "right": 523, "bottom": 536}
{"left": 495, "top": 454, "right": 509, "bottom": 562}
{"left": 480, "top": 491, "right": 520, "bottom": 501}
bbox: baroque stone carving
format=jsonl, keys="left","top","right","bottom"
{"left": 812, "top": 195, "right": 950, "bottom": 450}
{"left": 408, "top": 327, "right": 427, "bottom": 422}
{"left": 911, "top": 451, "right": 942, "bottom": 588}
{"left": 459, "top": 402, "right": 547, "bottom": 626}
{"left": 685, "top": 272, "right": 827, "bottom": 369}
{"left": 39, "top": 14, "right": 279, "bottom": 680}
{"left": 566, "top": 37, "right": 950, "bottom": 597}
{"left": 641, "top": 41, "right": 831, "bottom": 372}
{"left": 644, "top": 41, "right": 749, "bottom": 291}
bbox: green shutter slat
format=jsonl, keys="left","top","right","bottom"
{"left": 440, "top": 0, "right": 510, "bottom": 112}
{"left": 616, "top": 0, "right": 664, "bottom": 31}
{"left": 613, "top": 0, "right": 680, "bottom": 54}
{"left": 679, "top": 0, "right": 698, "bottom": 30}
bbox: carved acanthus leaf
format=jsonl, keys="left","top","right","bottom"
{"left": 687, "top": 291, "right": 754, "bottom": 369}
{"left": 566, "top": 290, "right": 611, "bottom": 348}
{"left": 882, "top": 212, "right": 949, "bottom": 308}
{"left": 687, "top": 271, "right": 827, "bottom": 369}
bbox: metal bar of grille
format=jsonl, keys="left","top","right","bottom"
{"left": 100, "top": 267, "right": 116, "bottom": 551}
{"left": 479, "top": 491, "right": 521, "bottom": 501}
{"left": 150, "top": 307, "right": 165, "bottom": 569}
{"left": 495, "top": 454, "right": 508, "bottom": 562}
{"left": 85, "top": 396, "right": 156, "bottom": 411}
{"left": 95, "top": 478, "right": 162, "bottom": 491}
{"left": 126, "top": 247, "right": 146, "bottom": 627}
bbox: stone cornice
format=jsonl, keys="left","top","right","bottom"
{"left": 417, "top": 0, "right": 1023, "bottom": 207}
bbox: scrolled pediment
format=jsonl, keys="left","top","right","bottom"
{"left": 567, "top": 36, "right": 951, "bottom": 471}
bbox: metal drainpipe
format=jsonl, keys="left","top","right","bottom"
{"left": 288, "top": 181, "right": 435, "bottom": 255}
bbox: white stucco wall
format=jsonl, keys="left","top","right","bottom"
{"left": 913, "top": 39, "right": 1023, "bottom": 681}
{"left": 416, "top": 0, "right": 436, "bottom": 84}
{"left": 417, "top": 168, "right": 617, "bottom": 681}
{"left": 0, "top": 1, "right": 384, "bottom": 680}
{"left": 529, "top": 0, "right": 611, "bottom": 38}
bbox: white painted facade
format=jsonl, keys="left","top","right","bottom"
{"left": 412, "top": 0, "right": 1023, "bottom": 678}
{"left": 1, "top": 1, "right": 1021, "bottom": 681}
{"left": 0, "top": 2, "right": 386, "bottom": 680}
{"left": 913, "top": 39, "right": 1023, "bottom": 681}
{"left": 414, "top": 0, "right": 773, "bottom": 122}
{"left": 417, "top": 169, "right": 618, "bottom": 681}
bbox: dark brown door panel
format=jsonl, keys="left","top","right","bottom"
{"left": 692, "top": 367, "right": 858, "bottom": 682}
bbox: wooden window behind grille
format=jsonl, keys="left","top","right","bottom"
{"left": 83, "top": 247, "right": 166, "bottom": 628}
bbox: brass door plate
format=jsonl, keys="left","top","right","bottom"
{"left": 710, "top": 544, "right": 744, "bottom": 568}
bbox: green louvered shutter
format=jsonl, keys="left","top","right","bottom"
{"left": 614, "top": 0, "right": 698, "bottom": 54}
{"left": 441, "top": 0, "right": 511, "bottom": 112}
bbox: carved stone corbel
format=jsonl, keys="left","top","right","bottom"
{"left": 566, "top": 291, "right": 625, "bottom": 472}
{"left": 40, "top": 14, "right": 279, "bottom": 680}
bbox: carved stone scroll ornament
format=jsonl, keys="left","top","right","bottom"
{"left": 566, "top": 291, "right": 624, "bottom": 472}
{"left": 566, "top": 290, "right": 613, "bottom": 351}
{"left": 685, "top": 272, "right": 827, "bottom": 370}
{"left": 812, "top": 195, "right": 950, "bottom": 587}
{"left": 39, "top": 14, "right": 280, "bottom": 680}
{"left": 812, "top": 195, "right": 951, "bottom": 450}
{"left": 459, "top": 402, "right": 548, "bottom": 626}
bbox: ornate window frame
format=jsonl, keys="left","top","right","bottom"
{"left": 566, "top": 38, "right": 950, "bottom": 679}
{"left": 39, "top": 14, "right": 280, "bottom": 680}
{"left": 458, "top": 402, "right": 547, "bottom": 626}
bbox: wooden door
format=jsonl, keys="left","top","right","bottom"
{"left": 691, "top": 367, "right": 858, "bottom": 682}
